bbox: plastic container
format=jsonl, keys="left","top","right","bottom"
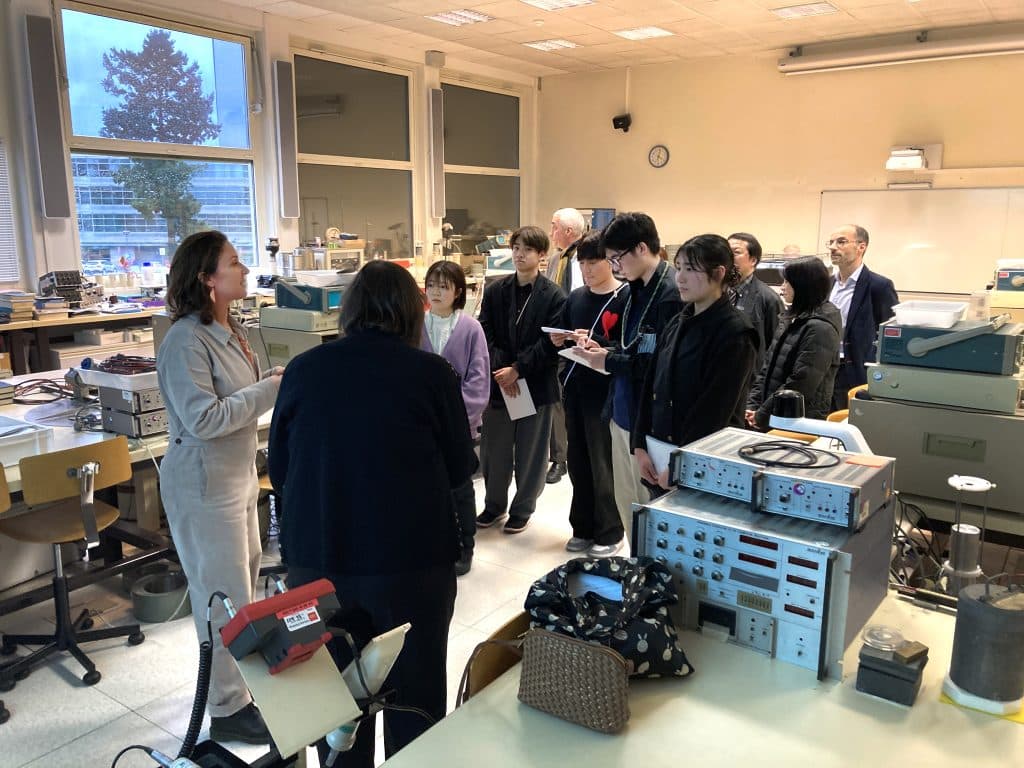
{"left": 967, "top": 291, "right": 991, "bottom": 322}
{"left": 0, "top": 415, "right": 53, "bottom": 469}
{"left": 891, "top": 300, "right": 967, "bottom": 329}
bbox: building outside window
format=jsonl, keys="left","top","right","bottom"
{"left": 59, "top": 5, "right": 258, "bottom": 276}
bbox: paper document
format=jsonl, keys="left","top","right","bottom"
{"left": 645, "top": 436, "right": 679, "bottom": 476}
{"left": 558, "top": 347, "right": 610, "bottom": 375}
{"left": 541, "top": 326, "right": 575, "bottom": 335}
{"left": 501, "top": 378, "right": 537, "bottom": 420}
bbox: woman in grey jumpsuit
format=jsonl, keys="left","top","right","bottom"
{"left": 158, "top": 230, "right": 281, "bottom": 744}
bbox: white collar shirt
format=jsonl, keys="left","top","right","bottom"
{"left": 829, "top": 263, "right": 864, "bottom": 331}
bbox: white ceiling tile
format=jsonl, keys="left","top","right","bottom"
{"left": 260, "top": 1, "right": 334, "bottom": 19}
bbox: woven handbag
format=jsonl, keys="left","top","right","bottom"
{"left": 517, "top": 628, "right": 631, "bottom": 734}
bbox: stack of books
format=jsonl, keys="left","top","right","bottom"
{"left": 0, "top": 380, "right": 14, "bottom": 407}
{"left": 0, "top": 291, "right": 36, "bottom": 322}
{"left": 34, "top": 295, "right": 70, "bottom": 320}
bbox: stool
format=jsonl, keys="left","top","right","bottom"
{"left": 0, "top": 436, "right": 145, "bottom": 692}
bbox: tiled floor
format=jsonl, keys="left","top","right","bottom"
{"left": 0, "top": 474, "right": 581, "bottom": 767}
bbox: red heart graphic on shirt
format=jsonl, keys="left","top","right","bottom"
{"left": 601, "top": 311, "right": 619, "bottom": 338}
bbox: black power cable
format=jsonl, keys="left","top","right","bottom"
{"left": 737, "top": 439, "right": 841, "bottom": 469}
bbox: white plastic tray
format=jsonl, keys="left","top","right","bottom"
{"left": 0, "top": 415, "right": 53, "bottom": 468}
{"left": 74, "top": 367, "right": 159, "bottom": 392}
{"left": 892, "top": 301, "right": 967, "bottom": 329}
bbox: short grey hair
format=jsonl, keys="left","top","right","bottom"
{"left": 553, "top": 208, "right": 586, "bottom": 236}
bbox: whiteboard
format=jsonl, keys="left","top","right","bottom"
{"left": 818, "top": 188, "right": 1024, "bottom": 294}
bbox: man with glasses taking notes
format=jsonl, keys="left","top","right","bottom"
{"left": 574, "top": 213, "right": 682, "bottom": 540}
{"left": 826, "top": 224, "right": 899, "bottom": 409}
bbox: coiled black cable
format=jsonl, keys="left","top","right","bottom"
{"left": 177, "top": 590, "right": 230, "bottom": 760}
{"left": 737, "top": 440, "right": 841, "bottom": 469}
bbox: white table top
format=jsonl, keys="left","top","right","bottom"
{"left": 383, "top": 595, "right": 1022, "bottom": 767}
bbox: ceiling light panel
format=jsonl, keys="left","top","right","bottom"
{"left": 520, "top": 0, "right": 594, "bottom": 9}
{"left": 425, "top": 9, "right": 494, "bottom": 26}
{"left": 523, "top": 38, "right": 579, "bottom": 50}
{"left": 771, "top": 3, "right": 839, "bottom": 20}
{"left": 614, "top": 26, "right": 674, "bottom": 40}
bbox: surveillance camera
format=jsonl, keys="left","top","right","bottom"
{"left": 612, "top": 114, "right": 632, "bottom": 133}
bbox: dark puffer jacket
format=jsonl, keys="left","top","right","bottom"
{"left": 748, "top": 302, "right": 842, "bottom": 429}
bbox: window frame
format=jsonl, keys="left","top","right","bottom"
{"left": 291, "top": 47, "right": 418, "bottom": 251}
{"left": 55, "top": 1, "right": 263, "bottom": 265}
{"left": 439, "top": 77, "right": 523, "bottom": 233}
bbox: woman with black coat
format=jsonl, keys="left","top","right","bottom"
{"left": 268, "top": 261, "right": 476, "bottom": 768}
{"left": 632, "top": 234, "right": 758, "bottom": 490}
{"left": 746, "top": 256, "right": 842, "bottom": 430}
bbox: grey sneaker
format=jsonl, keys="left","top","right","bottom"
{"left": 565, "top": 537, "right": 593, "bottom": 552}
{"left": 589, "top": 540, "right": 624, "bottom": 558}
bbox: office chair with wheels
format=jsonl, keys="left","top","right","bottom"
{"left": 0, "top": 436, "right": 145, "bottom": 692}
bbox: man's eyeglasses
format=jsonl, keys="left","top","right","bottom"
{"left": 826, "top": 237, "right": 862, "bottom": 248}
{"left": 609, "top": 247, "right": 634, "bottom": 267}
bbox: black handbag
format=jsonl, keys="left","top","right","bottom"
{"left": 525, "top": 556, "right": 694, "bottom": 679}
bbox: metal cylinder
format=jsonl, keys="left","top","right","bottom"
{"left": 949, "top": 584, "right": 1024, "bottom": 705}
{"left": 948, "top": 524, "right": 982, "bottom": 572}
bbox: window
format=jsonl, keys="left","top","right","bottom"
{"left": 59, "top": 6, "right": 258, "bottom": 272}
{"left": 441, "top": 83, "right": 520, "bottom": 240}
{"left": 294, "top": 53, "right": 412, "bottom": 260}
{"left": 0, "top": 140, "right": 19, "bottom": 281}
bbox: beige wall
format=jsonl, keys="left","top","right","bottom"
{"left": 537, "top": 54, "right": 1024, "bottom": 260}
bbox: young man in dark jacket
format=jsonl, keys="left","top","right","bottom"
{"left": 574, "top": 213, "right": 682, "bottom": 537}
{"left": 477, "top": 225, "right": 567, "bottom": 534}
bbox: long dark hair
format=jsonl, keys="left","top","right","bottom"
{"left": 166, "top": 230, "right": 228, "bottom": 324}
{"left": 784, "top": 256, "right": 832, "bottom": 316}
{"left": 675, "top": 234, "right": 741, "bottom": 288}
{"left": 339, "top": 261, "right": 424, "bottom": 347}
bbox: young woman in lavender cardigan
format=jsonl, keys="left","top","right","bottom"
{"left": 422, "top": 260, "right": 490, "bottom": 575}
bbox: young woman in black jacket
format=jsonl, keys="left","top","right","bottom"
{"left": 746, "top": 256, "right": 842, "bottom": 430}
{"left": 633, "top": 234, "right": 758, "bottom": 490}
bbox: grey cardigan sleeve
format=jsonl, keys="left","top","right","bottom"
{"left": 160, "top": 335, "right": 279, "bottom": 440}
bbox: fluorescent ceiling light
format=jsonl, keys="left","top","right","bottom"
{"left": 779, "top": 32, "right": 1024, "bottom": 74}
{"left": 771, "top": 2, "right": 838, "bottom": 19}
{"left": 615, "top": 27, "right": 674, "bottom": 41}
{"left": 425, "top": 9, "right": 493, "bottom": 26}
{"left": 524, "top": 39, "right": 579, "bottom": 51}
{"left": 520, "top": 0, "right": 594, "bottom": 9}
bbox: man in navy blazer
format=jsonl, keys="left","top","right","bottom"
{"left": 827, "top": 224, "right": 899, "bottom": 410}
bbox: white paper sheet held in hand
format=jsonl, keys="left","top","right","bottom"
{"left": 501, "top": 378, "right": 537, "bottom": 420}
{"left": 558, "top": 347, "right": 610, "bottom": 375}
{"left": 645, "top": 436, "right": 679, "bottom": 476}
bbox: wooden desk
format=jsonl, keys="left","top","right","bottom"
{"left": 383, "top": 595, "right": 1022, "bottom": 767}
{"left": 0, "top": 309, "right": 160, "bottom": 375}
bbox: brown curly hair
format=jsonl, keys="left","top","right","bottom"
{"left": 166, "top": 230, "right": 228, "bottom": 325}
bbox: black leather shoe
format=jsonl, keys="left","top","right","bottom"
{"left": 455, "top": 551, "right": 473, "bottom": 576}
{"left": 210, "top": 703, "right": 271, "bottom": 745}
{"left": 545, "top": 462, "right": 567, "bottom": 484}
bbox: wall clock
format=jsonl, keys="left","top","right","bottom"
{"left": 648, "top": 144, "right": 670, "bottom": 168}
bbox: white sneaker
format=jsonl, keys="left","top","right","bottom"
{"left": 589, "top": 540, "right": 624, "bottom": 558}
{"left": 565, "top": 537, "right": 593, "bottom": 552}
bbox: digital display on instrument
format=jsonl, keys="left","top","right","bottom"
{"left": 740, "top": 534, "right": 779, "bottom": 551}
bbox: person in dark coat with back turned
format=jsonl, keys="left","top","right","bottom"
{"left": 746, "top": 256, "right": 842, "bottom": 430}
{"left": 633, "top": 234, "right": 758, "bottom": 490}
{"left": 476, "top": 225, "right": 566, "bottom": 534}
{"left": 268, "top": 261, "right": 476, "bottom": 768}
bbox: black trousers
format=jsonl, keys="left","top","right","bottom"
{"left": 565, "top": 393, "right": 623, "bottom": 545}
{"left": 833, "top": 360, "right": 861, "bottom": 410}
{"left": 288, "top": 564, "right": 457, "bottom": 768}
{"left": 452, "top": 477, "right": 477, "bottom": 554}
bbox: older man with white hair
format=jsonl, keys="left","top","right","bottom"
{"left": 544, "top": 207, "right": 586, "bottom": 483}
